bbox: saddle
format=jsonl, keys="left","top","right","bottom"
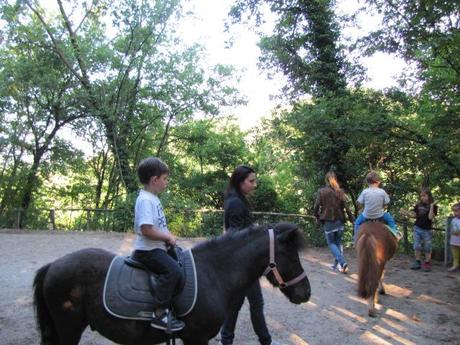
{"left": 363, "top": 218, "right": 402, "bottom": 240}
{"left": 103, "top": 247, "right": 197, "bottom": 320}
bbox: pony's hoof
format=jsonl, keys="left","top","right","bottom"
{"left": 379, "top": 289, "right": 386, "bottom": 295}
{"left": 368, "top": 310, "right": 377, "bottom": 317}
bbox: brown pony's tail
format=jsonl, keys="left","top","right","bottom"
{"left": 357, "top": 233, "right": 379, "bottom": 299}
{"left": 33, "top": 263, "right": 59, "bottom": 345}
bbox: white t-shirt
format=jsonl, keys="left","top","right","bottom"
{"left": 133, "top": 189, "right": 170, "bottom": 250}
{"left": 357, "top": 187, "right": 390, "bottom": 219}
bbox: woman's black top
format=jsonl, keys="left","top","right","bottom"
{"left": 224, "top": 191, "right": 254, "bottom": 232}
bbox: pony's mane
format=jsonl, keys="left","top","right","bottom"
{"left": 192, "top": 223, "right": 307, "bottom": 252}
{"left": 192, "top": 225, "right": 264, "bottom": 251}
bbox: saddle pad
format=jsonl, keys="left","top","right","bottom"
{"left": 103, "top": 249, "right": 197, "bottom": 320}
{"left": 385, "top": 225, "right": 402, "bottom": 241}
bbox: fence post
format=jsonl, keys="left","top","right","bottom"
{"left": 49, "top": 209, "right": 56, "bottom": 230}
{"left": 15, "top": 209, "right": 21, "bottom": 229}
{"left": 86, "top": 209, "right": 91, "bottom": 231}
{"left": 403, "top": 222, "right": 409, "bottom": 253}
{"left": 445, "top": 216, "right": 452, "bottom": 266}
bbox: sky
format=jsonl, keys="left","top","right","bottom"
{"left": 178, "top": 0, "right": 407, "bottom": 129}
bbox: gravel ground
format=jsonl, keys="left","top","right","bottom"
{"left": 0, "top": 229, "right": 459, "bottom": 345}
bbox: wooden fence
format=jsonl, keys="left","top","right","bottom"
{"left": 0, "top": 208, "right": 453, "bottom": 264}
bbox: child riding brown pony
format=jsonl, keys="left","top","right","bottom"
{"left": 356, "top": 221, "right": 398, "bottom": 317}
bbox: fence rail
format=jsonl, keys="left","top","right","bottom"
{"left": 0, "top": 208, "right": 453, "bottom": 263}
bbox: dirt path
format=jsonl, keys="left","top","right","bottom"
{"left": 0, "top": 230, "right": 459, "bottom": 345}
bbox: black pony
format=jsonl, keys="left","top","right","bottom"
{"left": 33, "top": 223, "right": 311, "bottom": 345}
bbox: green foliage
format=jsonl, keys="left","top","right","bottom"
{"left": 0, "top": 0, "right": 244, "bottom": 214}
{"left": 163, "top": 118, "right": 250, "bottom": 209}
{"left": 229, "top": 0, "right": 364, "bottom": 98}
{"left": 166, "top": 210, "right": 223, "bottom": 238}
{"left": 357, "top": 0, "right": 460, "bottom": 178}
{"left": 0, "top": 0, "right": 457, "bottom": 247}
{"left": 262, "top": 88, "right": 459, "bottom": 219}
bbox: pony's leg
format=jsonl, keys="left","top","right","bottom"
{"left": 378, "top": 271, "right": 386, "bottom": 295}
{"left": 49, "top": 307, "right": 87, "bottom": 345}
{"left": 55, "top": 321, "right": 86, "bottom": 345}
{"left": 368, "top": 292, "right": 377, "bottom": 318}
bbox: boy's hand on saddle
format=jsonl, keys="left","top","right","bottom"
{"left": 165, "top": 234, "right": 177, "bottom": 246}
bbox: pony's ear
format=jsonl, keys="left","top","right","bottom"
{"left": 275, "top": 223, "right": 299, "bottom": 243}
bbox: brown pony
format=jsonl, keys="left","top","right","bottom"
{"left": 356, "top": 222, "right": 398, "bottom": 317}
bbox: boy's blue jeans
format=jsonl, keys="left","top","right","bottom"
{"left": 354, "top": 212, "right": 397, "bottom": 241}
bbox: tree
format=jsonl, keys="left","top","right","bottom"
{"left": 229, "top": 0, "right": 459, "bottom": 206}
{"left": 0, "top": 12, "right": 86, "bottom": 213}
{"left": 166, "top": 118, "right": 249, "bottom": 209}
{"left": 2, "top": 0, "right": 244, "bottom": 211}
{"left": 228, "top": 0, "right": 366, "bottom": 188}
{"left": 229, "top": 0, "right": 357, "bottom": 98}
{"left": 358, "top": 0, "right": 460, "bottom": 179}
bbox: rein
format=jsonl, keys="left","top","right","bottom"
{"left": 263, "top": 228, "right": 307, "bottom": 289}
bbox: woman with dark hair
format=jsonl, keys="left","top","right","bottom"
{"left": 314, "top": 171, "right": 354, "bottom": 273}
{"left": 220, "top": 165, "right": 281, "bottom": 345}
{"left": 223, "top": 165, "right": 257, "bottom": 232}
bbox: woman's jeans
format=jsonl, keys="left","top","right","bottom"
{"left": 323, "top": 220, "right": 346, "bottom": 266}
{"left": 220, "top": 280, "right": 271, "bottom": 345}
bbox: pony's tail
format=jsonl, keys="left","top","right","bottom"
{"left": 357, "top": 234, "right": 379, "bottom": 299}
{"left": 33, "top": 263, "right": 59, "bottom": 345}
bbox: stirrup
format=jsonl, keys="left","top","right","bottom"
{"left": 165, "top": 309, "right": 173, "bottom": 335}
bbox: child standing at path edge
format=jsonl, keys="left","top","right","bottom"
{"left": 400, "top": 187, "right": 438, "bottom": 272}
{"left": 448, "top": 203, "right": 460, "bottom": 272}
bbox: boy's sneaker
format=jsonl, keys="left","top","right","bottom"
{"left": 410, "top": 260, "right": 421, "bottom": 270}
{"left": 330, "top": 263, "right": 337, "bottom": 270}
{"left": 151, "top": 309, "right": 185, "bottom": 332}
{"left": 421, "top": 261, "right": 431, "bottom": 272}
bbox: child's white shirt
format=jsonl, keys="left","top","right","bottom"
{"left": 133, "top": 189, "right": 170, "bottom": 250}
{"left": 357, "top": 187, "right": 390, "bottom": 219}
